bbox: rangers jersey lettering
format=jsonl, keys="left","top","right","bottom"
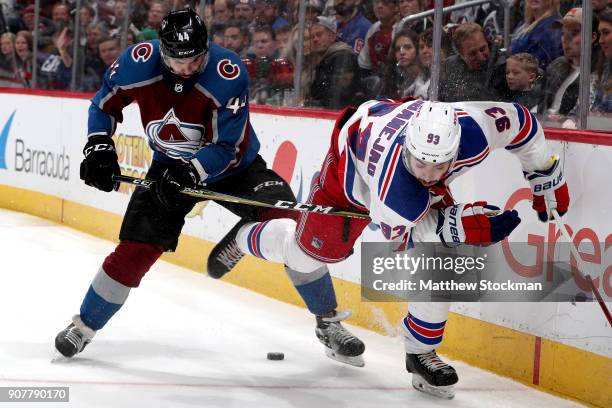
{"left": 333, "top": 99, "right": 550, "bottom": 243}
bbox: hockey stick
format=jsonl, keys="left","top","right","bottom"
{"left": 113, "top": 174, "right": 371, "bottom": 220}
{"left": 551, "top": 209, "right": 612, "bottom": 326}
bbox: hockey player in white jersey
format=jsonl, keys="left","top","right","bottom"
{"left": 207, "top": 99, "right": 570, "bottom": 398}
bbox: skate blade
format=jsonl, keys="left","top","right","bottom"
{"left": 321, "top": 310, "right": 352, "bottom": 323}
{"left": 411, "top": 374, "right": 455, "bottom": 399}
{"left": 324, "top": 348, "right": 365, "bottom": 367}
{"left": 51, "top": 350, "right": 72, "bottom": 364}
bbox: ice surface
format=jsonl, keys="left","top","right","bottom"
{"left": 0, "top": 208, "right": 585, "bottom": 407}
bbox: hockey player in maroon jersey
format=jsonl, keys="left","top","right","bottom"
{"left": 54, "top": 8, "right": 365, "bottom": 366}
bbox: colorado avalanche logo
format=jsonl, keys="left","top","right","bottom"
{"left": 145, "top": 109, "right": 204, "bottom": 160}
{"left": 132, "top": 43, "right": 153, "bottom": 63}
{"left": 217, "top": 59, "right": 240, "bottom": 80}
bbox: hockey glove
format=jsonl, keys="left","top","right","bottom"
{"left": 524, "top": 155, "right": 570, "bottom": 222}
{"left": 430, "top": 183, "right": 455, "bottom": 210}
{"left": 80, "top": 135, "right": 120, "bottom": 192}
{"left": 437, "top": 202, "right": 521, "bottom": 247}
{"left": 154, "top": 163, "right": 200, "bottom": 210}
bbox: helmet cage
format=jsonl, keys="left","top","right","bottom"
{"left": 160, "top": 46, "right": 209, "bottom": 78}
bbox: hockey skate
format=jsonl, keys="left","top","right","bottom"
{"left": 54, "top": 315, "right": 96, "bottom": 358}
{"left": 406, "top": 350, "right": 458, "bottom": 399}
{"left": 315, "top": 310, "right": 365, "bottom": 367}
{"left": 207, "top": 220, "right": 247, "bottom": 279}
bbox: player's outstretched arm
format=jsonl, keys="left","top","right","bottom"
{"left": 501, "top": 104, "right": 570, "bottom": 222}
{"left": 436, "top": 202, "right": 521, "bottom": 247}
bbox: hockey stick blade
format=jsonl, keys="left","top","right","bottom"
{"left": 551, "top": 209, "right": 612, "bottom": 326}
{"left": 113, "top": 175, "right": 371, "bottom": 220}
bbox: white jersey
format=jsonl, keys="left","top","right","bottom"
{"left": 333, "top": 99, "right": 551, "bottom": 243}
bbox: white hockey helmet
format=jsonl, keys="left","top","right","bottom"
{"left": 401, "top": 101, "right": 461, "bottom": 170}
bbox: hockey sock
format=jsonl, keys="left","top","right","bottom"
{"left": 80, "top": 267, "right": 131, "bottom": 331}
{"left": 236, "top": 219, "right": 324, "bottom": 272}
{"left": 236, "top": 219, "right": 289, "bottom": 262}
{"left": 402, "top": 302, "right": 451, "bottom": 354}
{"left": 290, "top": 267, "right": 338, "bottom": 316}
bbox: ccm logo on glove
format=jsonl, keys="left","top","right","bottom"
{"left": 84, "top": 143, "right": 116, "bottom": 156}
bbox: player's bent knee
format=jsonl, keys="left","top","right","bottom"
{"left": 102, "top": 240, "right": 164, "bottom": 288}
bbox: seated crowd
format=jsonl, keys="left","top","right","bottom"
{"left": 0, "top": 0, "right": 610, "bottom": 123}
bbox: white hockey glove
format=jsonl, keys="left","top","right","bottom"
{"left": 524, "top": 155, "right": 570, "bottom": 222}
{"left": 437, "top": 202, "right": 521, "bottom": 247}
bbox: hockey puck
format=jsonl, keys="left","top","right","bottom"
{"left": 574, "top": 292, "right": 587, "bottom": 302}
{"left": 267, "top": 352, "right": 284, "bottom": 361}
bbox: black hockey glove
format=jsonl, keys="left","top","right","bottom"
{"left": 80, "top": 135, "right": 121, "bottom": 192}
{"left": 154, "top": 163, "right": 200, "bottom": 210}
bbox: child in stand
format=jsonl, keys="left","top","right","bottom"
{"left": 505, "top": 52, "right": 544, "bottom": 111}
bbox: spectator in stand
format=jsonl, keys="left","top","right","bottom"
{"left": 21, "top": 5, "right": 55, "bottom": 52}
{"left": 109, "top": 0, "right": 126, "bottom": 27}
{"left": 50, "top": 26, "right": 74, "bottom": 89}
{"left": 98, "top": 36, "right": 121, "bottom": 67}
{"left": 358, "top": 0, "right": 399, "bottom": 76}
{"left": 563, "top": 7, "right": 611, "bottom": 126}
{"left": 540, "top": 8, "right": 600, "bottom": 118}
{"left": 109, "top": 0, "right": 141, "bottom": 40}
{"left": 335, "top": 0, "right": 371, "bottom": 54}
{"left": 310, "top": 16, "right": 361, "bottom": 109}
{"left": 504, "top": 52, "right": 543, "bottom": 110}
{"left": 510, "top": 0, "right": 562, "bottom": 71}
{"left": 224, "top": 20, "right": 251, "bottom": 57}
{"left": 255, "top": 0, "right": 289, "bottom": 30}
{"left": 592, "top": 7, "right": 611, "bottom": 114}
{"left": 139, "top": 0, "right": 168, "bottom": 40}
{"left": 378, "top": 28, "right": 422, "bottom": 99}
{"left": 248, "top": 24, "right": 279, "bottom": 59}
{"left": 39, "top": 26, "right": 72, "bottom": 90}
{"left": 397, "top": 0, "right": 432, "bottom": 34}
{"left": 291, "top": 0, "right": 322, "bottom": 26}
{"left": 234, "top": 0, "right": 256, "bottom": 24}
{"left": 411, "top": 27, "right": 452, "bottom": 99}
{"left": 163, "top": 0, "right": 190, "bottom": 10}
{"left": 0, "top": 33, "right": 16, "bottom": 69}
{"left": 247, "top": 25, "right": 280, "bottom": 103}
{"left": 438, "top": 22, "right": 508, "bottom": 102}
{"left": 59, "top": 22, "right": 107, "bottom": 91}
{"left": 593, "top": 0, "right": 611, "bottom": 18}
{"left": 86, "top": 22, "right": 110, "bottom": 54}
{"left": 202, "top": 3, "right": 214, "bottom": 26}
{"left": 0, "top": 33, "right": 19, "bottom": 86}
{"left": 210, "top": 23, "right": 228, "bottom": 45}
{"left": 51, "top": 3, "right": 71, "bottom": 30}
{"left": 97, "top": 0, "right": 120, "bottom": 27}
{"left": 214, "top": 0, "right": 234, "bottom": 24}
{"left": 78, "top": 5, "right": 97, "bottom": 34}
{"left": 283, "top": 25, "right": 319, "bottom": 105}
{"left": 129, "top": 0, "right": 150, "bottom": 29}
{"left": 275, "top": 25, "right": 292, "bottom": 53}
{"left": 14, "top": 31, "right": 33, "bottom": 84}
